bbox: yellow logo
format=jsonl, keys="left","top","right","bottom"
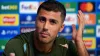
{"left": 84, "top": 29, "right": 94, "bottom": 34}
{"left": 83, "top": 38, "right": 96, "bottom": 49}
{"left": 0, "top": 14, "right": 19, "bottom": 26}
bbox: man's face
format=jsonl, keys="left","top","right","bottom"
{"left": 35, "top": 9, "right": 64, "bottom": 44}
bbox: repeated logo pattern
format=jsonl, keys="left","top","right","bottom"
{"left": 0, "top": 1, "right": 100, "bottom": 56}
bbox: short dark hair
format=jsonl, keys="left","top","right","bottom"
{"left": 37, "top": 1, "right": 66, "bottom": 22}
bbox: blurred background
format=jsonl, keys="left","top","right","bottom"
{"left": 0, "top": 0, "right": 100, "bottom": 56}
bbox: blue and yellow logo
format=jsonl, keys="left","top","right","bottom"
{"left": 83, "top": 38, "right": 96, "bottom": 49}
{"left": 83, "top": 26, "right": 95, "bottom": 36}
{"left": 0, "top": 14, "right": 19, "bottom": 26}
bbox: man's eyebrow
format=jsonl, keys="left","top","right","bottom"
{"left": 49, "top": 18, "right": 59, "bottom": 23}
{"left": 38, "top": 15, "right": 59, "bottom": 23}
{"left": 37, "top": 16, "right": 46, "bottom": 19}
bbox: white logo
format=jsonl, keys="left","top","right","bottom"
{"left": 85, "top": 14, "right": 89, "bottom": 21}
{"left": 26, "top": 15, "right": 32, "bottom": 21}
{"left": 21, "top": 15, "right": 35, "bottom": 25}
{"left": 20, "top": 1, "right": 39, "bottom": 14}
{"left": 1, "top": 30, "right": 18, "bottom": 35}
{"left": 96, "top": 25, "right": 100, "bottom": 37}
{"left": 65, "top": 27, "right": 70, "bottom": 33}
{"left": 59, "top": 44, "right": 68, "bottom": 48}
{"left": 64, "top": 13, "right": 77, "bottom": 26}
{"left": 1, "top": 30, "right": 6, "bottom": 35}
{"left": 98, "top": 4, "right": 100, "bottom": 10}
{"left": 1, "top": 5, "right": 17, "bottom": 10}
{"left": 21, "top": 27, "right": 35, "bottom": 33}
{"left": 1, "top": 45, "right": 5, "bottom": 50}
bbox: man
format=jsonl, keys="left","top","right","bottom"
{"left": 3, "top": 0, "right": 89, "bottom": 56}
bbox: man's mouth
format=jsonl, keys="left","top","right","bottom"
{"left": 40, "top": 32, "right": 49, "bottom": 37}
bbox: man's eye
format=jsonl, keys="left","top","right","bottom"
{"left": 39, "top": 17, "right": 46, "bottom": 23}
{"left": 50, "top": 19, "right": 57, "bottom": 24}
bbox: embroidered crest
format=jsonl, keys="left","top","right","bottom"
{"left": 59, "top": 44, "right": 68, "bottom": 48}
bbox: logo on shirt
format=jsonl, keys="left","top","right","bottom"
{"left": 59, "top": 44, "right": 68, "bottom": 48}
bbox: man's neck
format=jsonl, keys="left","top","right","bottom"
{"left": 34, "top": 32, "right": 54, "bottom": 53}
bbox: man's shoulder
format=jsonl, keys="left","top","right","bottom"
{"left": 55, "top": 37, "right": 78, "bottom": 56}
{"left": 55, "top": 37, "right": 70, "bottom": 47}
{"left": 55, "top": 36, "right": 75, "bottom": 48}
{"left": 6, "top": 31, "right": 34, "bottom": 45}
{"left": 3, "top": 32, "right": 34, "bottom": 56}
{"left": 16, "top": 31, "right": 34, "bottom": 39}
{"left": 55, "top": 36, "right": 70, "bottom": 43}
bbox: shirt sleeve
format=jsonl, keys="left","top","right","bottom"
{"left": 2, "top": 38, "right": 25, "bottom": 56}
{"left": 2, "top": 39, "right": 15, "bottom": 56}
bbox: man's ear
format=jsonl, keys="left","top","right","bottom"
{"left": 59, "top": 24, "right": 64, "bottom": 32}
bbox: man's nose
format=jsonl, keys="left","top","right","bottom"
{"left": 43, "top": 21, "right": 49, "bottom": 31}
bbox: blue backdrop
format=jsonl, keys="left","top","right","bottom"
{"left": 0, "top": 0, "right": 100, "bottom": 56}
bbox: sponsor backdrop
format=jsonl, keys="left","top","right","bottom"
{"left": 0, "top": 0, "right": 100, "bottom": 56}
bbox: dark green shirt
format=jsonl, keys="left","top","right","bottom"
{"left": 2, "top": 31, "right": 78, "bottom": 56}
